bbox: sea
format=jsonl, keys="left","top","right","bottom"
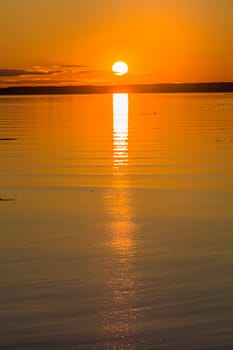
{"left": 0, "top": 93, "right": 233, "bottom": 349}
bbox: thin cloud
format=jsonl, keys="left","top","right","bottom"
{"left": 0, "top": 69, "right": 60, "bottom": 77}
{"left": 72, "top": 70, "right": 99, "bottom": 74}
{"left": 0, "top": 78, "right": 86, "bottom": 86}
{"left": 60, "top": 64, "right": 89, "bottom": 68}
{"left": 0, "top": 65, "right": 109, "bottom": 87}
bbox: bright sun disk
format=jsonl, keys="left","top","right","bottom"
{"left": 112, "top": 61, "right": 128, "bottom": 76}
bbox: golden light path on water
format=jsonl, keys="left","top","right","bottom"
{"left": 103, "top": 94, "right": 139, "bottom": 349}
{"left": 111, "top": 93, "right": 133, "bottom": 260}
{"left": 113, "top": 93, "right": 129, "bottom": 174}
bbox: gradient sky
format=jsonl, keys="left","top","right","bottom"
{"left": 0, "top": 0, "right": 233, "bottom": 86}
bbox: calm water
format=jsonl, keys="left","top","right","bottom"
{"left": 0, "top": 93, "right": 233, "bottom": 349}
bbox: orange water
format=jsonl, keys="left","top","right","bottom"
{"left": 0, "top": 93, "right": 233, "bottom": 349}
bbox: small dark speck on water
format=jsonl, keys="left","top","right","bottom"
{"left": 0, "top": 138, "right": 17, "bottom": 141}
{"left": 0, "top": 198, "right": 16, "bottom": 201}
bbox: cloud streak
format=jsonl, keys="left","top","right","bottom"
{"left": 59, "top": 64, "right": 89, "bottom": 68}
{"left": 0, "top": 66, "right": 100, "bottom": 77}
{"left": 0, "top": 69, "right": 60, "bottom": 77}
{"left": 0, "top": 64, "right": 113, "bottom": 87}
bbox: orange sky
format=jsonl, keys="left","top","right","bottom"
{"left": 0, "top": 0, "right": 233, "bottom": 86}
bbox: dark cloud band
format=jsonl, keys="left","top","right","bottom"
{"left": 0, "top": 69, "right": 58, "bottom": 77}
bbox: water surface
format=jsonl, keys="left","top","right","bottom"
{"left": 0, "top": 93, "right": 233, "bottom": 349}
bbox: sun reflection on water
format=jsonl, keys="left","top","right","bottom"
{"left": 103, "top": 94, "right": 139, "bottom": 349}
{"left": 104, "top": 187, "right": 138, "bottom": 349}
{"left": 113, "top": 93, "right": 128, "bottom": 174}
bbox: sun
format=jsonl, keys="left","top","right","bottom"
{"left": 112, "top": 61, "right": 128, "bottom": 76}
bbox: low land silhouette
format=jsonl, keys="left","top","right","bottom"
{"left": 0, "top": 82, "right": 233, "bottom": 95}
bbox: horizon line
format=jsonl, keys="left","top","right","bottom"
{"left": 0, "top": 82, "right": 233, "bottom": 95}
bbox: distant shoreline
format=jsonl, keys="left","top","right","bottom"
{"left": 0, "top": 82, "right": 233, "bottom": 95}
